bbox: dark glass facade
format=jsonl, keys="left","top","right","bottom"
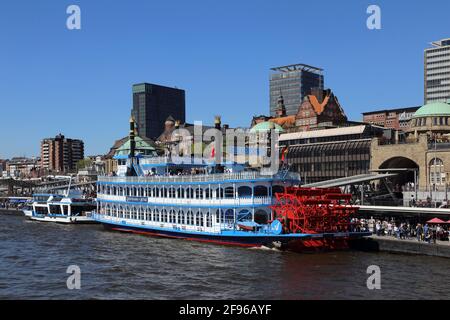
{"left": 131, "top": 83, "right": 186, "bottom": 139}
{"left": 286, "top": 140, "right": 371, "bottom": 184}
{"left": 270, "top": 65, "right": 324, "bottom": 116}
{"left": 280, "top": 125, "right": 387, "bottom": 184}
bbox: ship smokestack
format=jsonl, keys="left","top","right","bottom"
{"left": 129, "top": 117, "right": 136, "bottom": 158}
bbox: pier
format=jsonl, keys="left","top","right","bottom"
{"left": 358, "top": 205, "right": 450, "bottom": 219}
{"left": 353, "top": 235, "right": 450, "bottom": 258}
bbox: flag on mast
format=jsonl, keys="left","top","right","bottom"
{"left": 281, "top": 146, "right": 288, "bottom": 162}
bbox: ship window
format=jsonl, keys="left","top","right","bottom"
{"left": 169, "top": 210, "right": 176, "bottom": 223}
{"left": 237, "top": 186, "right": 252, "bottom": 197}
{"left": 169, "top": 187, "right": 176, "bottom": 198}
{"left": 161, "top": 209, "right": 168, "bottom": 222}
{"left": 154, "top": 209, "right": 160, "bottom": 222}
{"left": 254, "top": 186, "right": 268, "bottom": 197}
{"left": 186, "top": 188, "right": 194, "bottom": 199}
{"left": 255, "top": 210, "right": 269, "bottom": 224}
{"left": 206, "top": 212, "right": 212, "bottom": 227}
{"left": 225, "top": 187, "right": 234, "bottom": 199}
{"left": 187, "top": 210, "right": 194, "bottom": 225}
{"left": 161, "top": 187, "right": 167, "bottom": 198}
{"left": 195, "top": 212, "right": 201, "bottom": 226}
{"left": 205, "top": 188, "right": 211, "bottom": 199}
{"left": 50, "top": 205, "right": 60, "bottom": 215}
{"left": 177, "top": 188, "right": 184, "bottom": 198}
{"left": 225, "top": 209, "right": 234, "bottom": 224}
{"left": 237, "top": 209, "right": 251, "bottom": 222}
{"left": 215, "top": 188, "right": 224, "bottom": 199}
{"left": 216, "top": 209, "right": 223, "bottom": 223}
{"left": 179, "top": 210, "right": 185, "bottom": 225}
{"left": 195, "top": 188, "right": 203, "bottom": 199}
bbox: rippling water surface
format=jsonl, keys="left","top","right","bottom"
{"left": 1, "top": 212, "right": 449, "bottom": 300}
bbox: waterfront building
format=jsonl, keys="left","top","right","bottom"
{"left": 254, "top": 88, "right": 347, "bottom": 132}
{"left": 131, "top": 83, "right": 186, "bottom": 140}
{"left": 77, "top": 156, "right": 107, "bottom": 182}
{"left": 40, "top": 134, "right": 84, "bottom": 173}
{"left": 5, "top": 157, "right": 41, "bottom": 179}
{"left": 294, "top": 88, "right": 347, "bottom": 131}
{"left": 362, "top": 106, "right": 420, "bottom": 131}
{"left": 371, "top": 99, "right": 450, "bottom": 192}
{"left": 279, "top": 125, "right": 389, "bottom": 184}
{"left": 269, "top": 64, "right": 324, "bottom": 117}
{"left": 424, "top": 38, "right": 450, "bottom": 104}
{"left": 0, "top": 159, "right": 6, "bottom": 175}
{"left": 156, "top": 115, "right": 235, "bottom": 161}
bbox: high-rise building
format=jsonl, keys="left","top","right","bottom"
{"left": 40, "top": 134, "right": 84, "bottom": 173}
{"left": 424, "top": 38, "right": 450, "bottom": 104}
{"left": 270, "top": 64, "right": 324, "bottom": 117}
{"left": 131, "top": 83, "right": 186, "bottom": 139}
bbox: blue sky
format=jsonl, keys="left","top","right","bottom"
{"left": 0, "top": 0, "right": 449, "bottom": 159}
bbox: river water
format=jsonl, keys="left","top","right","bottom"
{"left": 0, "top": 212, "right": 449, "bottom": 300}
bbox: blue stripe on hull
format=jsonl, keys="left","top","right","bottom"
{"left": 100, "top": 222, "right": 292, "bottom": 247}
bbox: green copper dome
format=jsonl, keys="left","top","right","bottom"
{"left": 115, "top": 136, "right": 156, "bottom": 156}
{"left": 413, "top": 100, "right": 450, "bottom": 118}
{"left": 250, "top": 121, "right": 284, "bottom": 133}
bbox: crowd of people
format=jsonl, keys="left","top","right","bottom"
{"left": 350, "top": 217, "right": 450, "bottom": 243}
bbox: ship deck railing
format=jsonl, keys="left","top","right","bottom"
{"left": 98, "top": 195, "right": 273, "bottom": 206}
{"left": 98, "top": 171, "right": 301, "bottom": 184}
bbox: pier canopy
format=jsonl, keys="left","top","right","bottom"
{"left": 303, "top": 172, "right": 398, "bottom": 188}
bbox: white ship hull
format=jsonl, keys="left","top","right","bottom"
{"left": 30, "top": 214, "right": 97, "bottom": 224}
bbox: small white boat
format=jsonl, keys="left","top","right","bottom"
{"left": 29, "top": 193, "right": 97, "bottom": 224}
{"left": 23, "top": 210, "right": 33, "bottom": 218}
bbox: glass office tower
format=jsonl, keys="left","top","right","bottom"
{"left": 131, "top": 83, "right": 186, "bottom": 139}
{"left": 270, "top": 64, "right": 324, "bottom": 117}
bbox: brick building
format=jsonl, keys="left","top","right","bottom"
{"left": 362, "top": 106, "right": 420, "bottom": 131}
{"left": 40, "top": 134, "right": 84, "bottom": 173}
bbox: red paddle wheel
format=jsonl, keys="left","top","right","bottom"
{"left": 270, "top": 187, "right": 359, "bottom": 251}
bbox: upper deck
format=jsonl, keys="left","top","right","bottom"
{"left": 98, "top": 171, "right": 301, "bottom": 185}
